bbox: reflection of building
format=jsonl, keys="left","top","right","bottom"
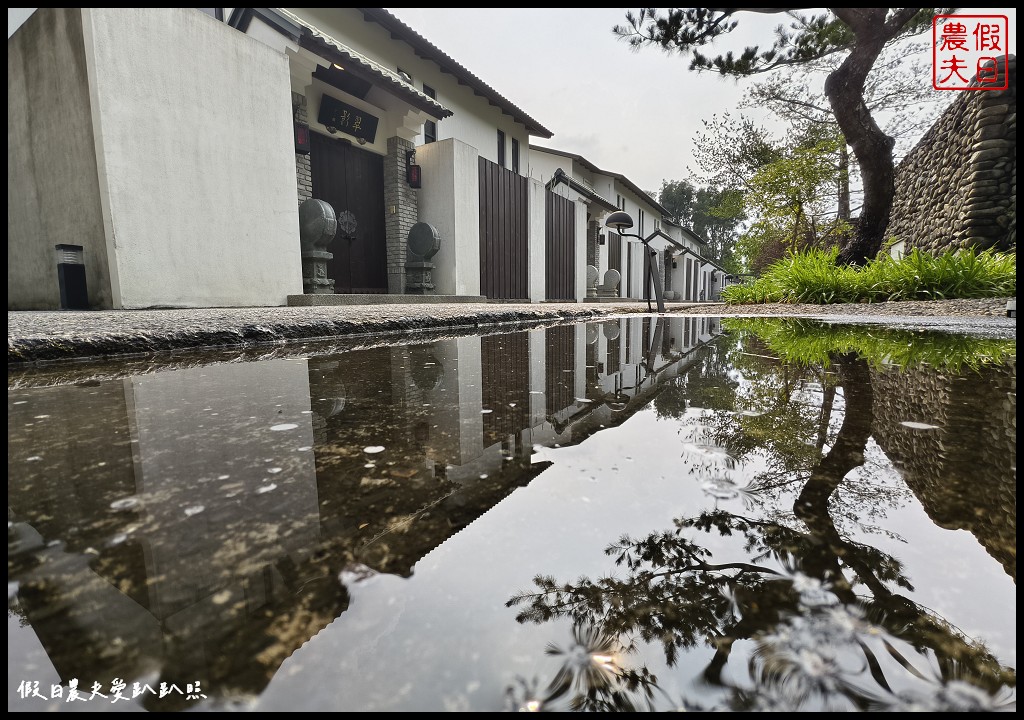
{"left": 869, "top": 359, "right": 1017, "bottom": 581}
{"left": 7, "top": 317, "right": 723, "bottom": 705}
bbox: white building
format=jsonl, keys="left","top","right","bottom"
{"left": 8, "top": 8, "right": 556, "bottom": 309}
{"left": 531, "top": 146, "right": 726, "bottom": 303}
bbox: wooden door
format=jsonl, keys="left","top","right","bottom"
{"left": 545, "top": 189, "right": 575, "bottom": 300}
{"left": 310, "top": 132, "right": 386, "bottom": 293}
{"left": 479, "top": 157, "right": 528, "bottom": 299}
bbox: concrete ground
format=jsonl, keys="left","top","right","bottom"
{"left": 7, "top": 297, "right": 1015, "bottom": 365}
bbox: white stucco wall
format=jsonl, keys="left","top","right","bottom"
{"left": 124, "top": 359, "right": 319, "bottom": 616}
{"left": 84, "top": 8, "right": 302, "bottom": 307}
{"left": 8, "top": 8, "right": 116, "bottom": 310}
{"left": 528, "top": 150, "right": 570, "bottom": 185}
{"left": 527, "top": 178, "right": 546, "bottom": 302}
{"left": 528, "top": 328, "right": 546, "bottom": 426}
{"left": 428, "top": 337, "right": 484, "bottom": 467}
{"left": 416, "top": 138, "right": 481, "bottom": 296}
{"left": 670, "top": 255, "right": 692, "bottom": 301}
{"left": 573, "top": 200, "right": 588, "bottom": 302}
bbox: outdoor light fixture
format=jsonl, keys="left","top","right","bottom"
{"left": 406, "top": 149, "right": 421, "bottom": 188}
{"left": 294, "top": 121, "right": 310, "bottom": 154}
{"left": 604, "top": 212, "right": 666, "bottom": 313}
{"left": 55, "top": 244, "right": 88, "bottom": 310}
{"left": 604, "top": 211, "right": 633, "bottom": 232}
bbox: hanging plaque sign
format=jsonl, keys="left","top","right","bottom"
{"left": 317, "top": 95, "right": 379, "bottom": 144}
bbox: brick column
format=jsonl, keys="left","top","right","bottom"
{"left": 385, "top": 136, "right": 418, "bottom": 294}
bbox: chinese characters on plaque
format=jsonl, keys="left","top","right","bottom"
{"left": 317, "top": 95, "right": 380, "bottom": 144}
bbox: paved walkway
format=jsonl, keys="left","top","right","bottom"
{"left": 8, "top": 297, "right": 1013, "bottom": 365}
{"left": 7, "top": 301, "right": 698, "bottom": 364}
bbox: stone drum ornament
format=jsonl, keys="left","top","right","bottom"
{"left": 405, "top": 222, "right": 441, "bottom": 295}
{"left": 299, "top": 198, "right": 338, "bottom": 294}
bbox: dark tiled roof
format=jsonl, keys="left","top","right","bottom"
{"left": 276, "top": 8, "right": 452, "bottom": 120}
{"left": 532, "top": 145, "right": 671, "bottom": 217}
{"left": 358, "top": 8, "right": 553, "bottom": 138}
{"left": 547, "top": 169, "right": 618, "bottom": 212}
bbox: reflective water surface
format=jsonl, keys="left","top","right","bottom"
{"left": 7, "top": 317, "right": 1016, "bottom": 711}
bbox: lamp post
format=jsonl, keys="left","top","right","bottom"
{"left": 604, "top": 211, "right": 666, "bottom": 313}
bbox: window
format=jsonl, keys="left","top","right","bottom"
{"left": 639, "top": 209, "right": 645, "bottom": 235}
{"left": 423, "top": 85, "right": 437, "bottom": 144}
{"left": 511, "top": 138, "right": 520, "bottom": 174}
{"left": 197, "top": 7, "right": 224, "bottom": 20}
{"left": 397, "top": 67, "right": 413, "bottom": 84}
{"left": 616, "top": 194, "right": 625, "bottom": 210}
{"left": 497, "top": 130, "right": 506, "bottom": 168}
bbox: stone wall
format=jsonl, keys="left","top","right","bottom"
{"left": 887, "top": 56, "right": 1015, "bottom": 255}
{"left": 870, "top": 358, "right": 1016, "bottom": 581}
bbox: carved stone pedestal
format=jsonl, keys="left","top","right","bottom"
{"left": 298, "top": 198, "right": 338, "bottom": 295}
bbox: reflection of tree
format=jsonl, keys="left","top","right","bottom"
{"left": 508, "top": 350, "right": 1016, "bottom": 711}
{"left": 652, "top": 334, "right": 738, "bottom": 420}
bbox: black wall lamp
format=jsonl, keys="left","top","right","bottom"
{"left": 406, "top": 149, "right": 421, "bottom": 188}
{"left": 604, "top": 210, "right": 666, "bottom": 314}
{"left": 294, "top": 121, "right": 310, "bottom": 154}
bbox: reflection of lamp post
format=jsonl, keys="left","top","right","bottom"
{"left": 604, "top": 211, "right": 666, "bottom": 313}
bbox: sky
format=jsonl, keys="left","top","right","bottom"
{"left": 387, "top": 7, "right": 1017, "bottom": 193}
{"left": 9, "top": 8, "right": 1017, "bottom": 194}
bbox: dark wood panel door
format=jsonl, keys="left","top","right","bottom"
{"left": 310, "top": 132, "right": 387, "bottom": 294}
{"left": 607, "top": 231, "right": 621, "bottom": 273}
{"left": 479, "top": 157, "right": 528, "bottom": 299}
{"left": 481, "top": 332, "right": 530, "bottom": 450}
{"left": 545, "top": 189, "right": 575, "bottom": 300}
{"left": 545, "top": 324, "right": 576, "bottom": 416}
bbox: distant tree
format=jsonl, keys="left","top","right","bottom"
{"left": 659, "top": 179, "right": 745, "bottom": 272}
{"left": 692, "top": 114, "right": 783, "bottom": 193}
{"left": 614, "top": 8, "right": 946, "bottom": 266}
{"left": 739, "top": 129, "right": 851, "bottom": 271}
{"left": 743, "top": 46, "right": 955, "bottom": 219}
{"left": 692, "top": 117, "right": 849, "bottom": 273}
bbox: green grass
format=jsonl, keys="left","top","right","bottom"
{"left": 721, "top": 247, "right": 1016, "bottom": 305}
{"left": 722, "top": 317, "right": 1016, "bottom": 372}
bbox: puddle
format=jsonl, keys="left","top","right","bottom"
{"left": 7, "top": 316, "right": 1016, "bottom": 712}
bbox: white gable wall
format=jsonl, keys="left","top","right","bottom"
{"left": 84, "top": 8, "right": 302, "bottom": 307}
{"left": 8, "top": 8, "right": 115, "bottom": 310}
{"left": 610, "top": 181, "right": 663, "bottom": 300}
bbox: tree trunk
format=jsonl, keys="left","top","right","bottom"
{"left": 824, "top": 29, "right": 894, "bottom": 266}
{"left": 837, "top": 143, "right": 851, "bottom": 222}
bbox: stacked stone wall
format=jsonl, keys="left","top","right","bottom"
{"left": 887, "top": 56, "right": 1015, "bottom": 254}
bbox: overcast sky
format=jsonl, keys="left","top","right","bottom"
{"left": 9, "top": 7, "right": 1016, "bottom": 194}
{"left": 388, "top": 7, "right": 1017, "bottom": 193}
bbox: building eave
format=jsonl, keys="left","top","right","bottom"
{"left": 275, "top": 8, "right": 453, "bottom": 120}
{"left": 532, "top": 145, "right": 671, "bottom": 217}
{"left": 357, "top": 8, "right": 554, "bottom": 138}
{"left": 547, "top": 169, "right": 618, "bottom": 212}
